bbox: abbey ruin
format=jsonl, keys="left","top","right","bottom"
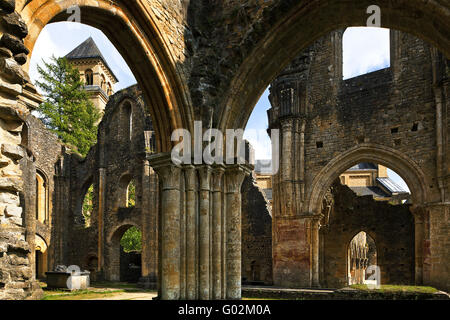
{"left": 0, "top": 1, "right": 449, "bottom": 300}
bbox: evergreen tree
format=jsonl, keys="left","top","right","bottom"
{"left": 35, "top": 55, "right": 101, "bottom": 156}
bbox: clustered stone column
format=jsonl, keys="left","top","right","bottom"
{"left": 270, "top": 115, "right": 322, "bottom": 288}
{"left": 0, "top": 0, "right": 43, "bottom": 300}
{"left": 148, "top": 153, "right": 250, "bottom": 300}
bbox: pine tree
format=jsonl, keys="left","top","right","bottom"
{"left": 35, "top": 55, "right": 101, "bottom": 156}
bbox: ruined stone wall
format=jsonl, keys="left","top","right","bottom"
{"left": 21, "top": 115, "right": 65, "bottom": 276}
{"left": 64, "top": 85, "right": 154, "bottom": 281}
{"left": 0, "top": 0, "right": 42, "bottom": 299}
{"left": 241, "top": 174, "right": 272, "bottom": 285}
{"left": 269, "top": 29, "right": 449, "bottom": 289}
{"left": 321, "top": 182, "right": 414, "bottom": 288}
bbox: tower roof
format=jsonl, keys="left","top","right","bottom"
{"left": 65, "top": 37, "right": 118, "bottom": 83}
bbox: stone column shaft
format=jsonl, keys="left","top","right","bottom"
{"left": 141, "top": 160, "right": 151, "bottom": 279}
{"left": 198, "top": 166, "right": 212, "bottom": 299}
{"left": 225, "top": 166, "right": 247, "bottom": 299}
{"left": 212, "top": 166, "right": 224, "bottom": 299}
{"left": 150, "top": 154, "right": 181, "bottom": 300}
{"left": 311, "top": 217, "right": 321, "bottom": 287}
{"left": 184, "top": 166, "right": 197, "bottom": 299}
{"left": 98, "top": 168, "right": 106, "bottom": 272}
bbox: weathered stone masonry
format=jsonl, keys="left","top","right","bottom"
{"left": 0, "top": 1, "right": 449, "bottom": 299}
{"left": 268, "top": 30, "right": 449, "bottom": 290}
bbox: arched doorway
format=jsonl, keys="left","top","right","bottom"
{"left": 35, "top": 235, "right": 48, "bottom": 280}
{"left": 106, "top": 224, "right": 142, "bottom": 282}
{"left": 347, "top": 231, "right": 377, "bottom": 285}
{"left": 315, "top": 158, "right": 416, "bottom": 288}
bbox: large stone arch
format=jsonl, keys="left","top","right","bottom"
{"left": 219, "top": 0, "right": 450, "bottom": 131}
{"left": 19, "top": 0, "right": 192, "bottom": 152}
{"left": 307, "top": 143, "right": 429, "bottom": 214}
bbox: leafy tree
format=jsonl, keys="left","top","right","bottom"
{"left": 127, "top": 180, "right": 136, "bottom": 207}
{"left": 82, "top": 185, "right": 94, "bottom": 227}
{"left": 120, "top": 226, "right": 142, "bottom": 253}
{"left": 35, "top": 55, "right": 101, "bottom": 156}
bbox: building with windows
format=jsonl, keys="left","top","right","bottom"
{"left": 65, "top": 37, "right": 118, "bottom": 114}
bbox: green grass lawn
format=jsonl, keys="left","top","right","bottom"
{"left": 42, "top": 289, "right": 126, "bottom": 300}
{"left": 41, "top": 281, "right": 153, "bottom": 300}
{"left": 349, "top": 284, "right": 439, "bottom": 294}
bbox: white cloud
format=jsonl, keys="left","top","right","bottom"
{"left": 343, "top": 27, "right": 390, "bottom": 79}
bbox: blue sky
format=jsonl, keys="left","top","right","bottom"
{"left": 29, "top": 24, "right": 408, "bottom": 191}
{"left": 30, "top": 22, "right": 136, "bottom": 91}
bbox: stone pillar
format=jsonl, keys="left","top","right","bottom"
{"left": 211, "top": 165, "right": 225, "bottom": 299}
{"left": 225, "top": 166, "right": 247, "bottom": 299}
{"left": 411, "top": 206, "right": 425, "bottom": 285}
{"left": 97, "top": 168, "right": 106, "bottom": 273}
{"left": 184, "top": 165, "right": 197, "bottom": 299}
{"left": 138, "top": 159, "right": 158, "bottom": 289}
{"left": 147, "top": 152, "right": 251, "bottom": 300}
{"left": 280, "top": 120, "right": 294, "bottom": 216}
{"left": 198, "top": 165, "right": 212, "bottom": 299}
{"left": 149, "top": 154, "right": 181, "bottom": 300}
{"left": 425, "top": 203, "right": 450, "bottom": 292}
{"left": 311, "top": 215, "right": 322, "bottom": 287}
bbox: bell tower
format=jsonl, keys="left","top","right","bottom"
{"left": 65, "top": 37, "right": 118, "bottom": 115}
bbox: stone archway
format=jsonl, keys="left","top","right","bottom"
{"left": 19, "top": 0, "right": 191, "bottom": 152}
{"left": 220, "top": 1, "right": 450, "bottom": 132}
{"left": 307, "top": 143, "right": 429, "bottom": 214}
{"left": 307, "top": 144, "right": 424, "bottom": 287}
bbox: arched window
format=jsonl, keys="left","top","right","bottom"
{"left": 85, "top": 69, "right": 94, "bottom": 85}
{"left": 347, "top": 231, "right": 377, "bottom": 285}
{"left": 343, "top": 27, "right": 390, "bottom": 79}
{"left": 127, "top": 180, "right": 136, "bottom": 208}
{"left": 35, "top": 171, "right": 47, "bottom": 224}
{"left": 107, "top": 82, "right": 112, "bottom": 96}
{"left": 82, "top": 184, "right": 94, "bottom": 227}
{"left": 117, "top": 174, "right": 137, "bottom": 208}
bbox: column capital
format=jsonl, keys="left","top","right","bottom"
{"left": 211, "top": 164, "right": 226, "bottom": 192}
{"left": 198, "top": 165, "right": 212, "bottom": 191}
{"left": 225, "top": 165, "right": 251, "bottom": 193}
{"left": 183, "top": 165, "right": 196, "bottom": 191}
{"left": 148, "top": 153, "right": 181, "bottom": 190}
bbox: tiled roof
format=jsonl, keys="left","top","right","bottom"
{"left": 349, "top": 186, "right": 391, "bottom": 198}
{"left": 376, "top": 177, "right": 409, "bottom": 194}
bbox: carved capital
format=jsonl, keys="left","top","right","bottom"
{"left": 148, "top": 153, "right": 181, "bottom": 190}
{"left": 225, "top": 165, "right": 250, "bottom": 193}
{"left": 211, "top": 164, "right": 225, "bottom": 192}
{"left": 198, "top": 165, "right": 212, "bottom": 191}
{"left": 183, "top": 165, "right": 196, "bottom": 191}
